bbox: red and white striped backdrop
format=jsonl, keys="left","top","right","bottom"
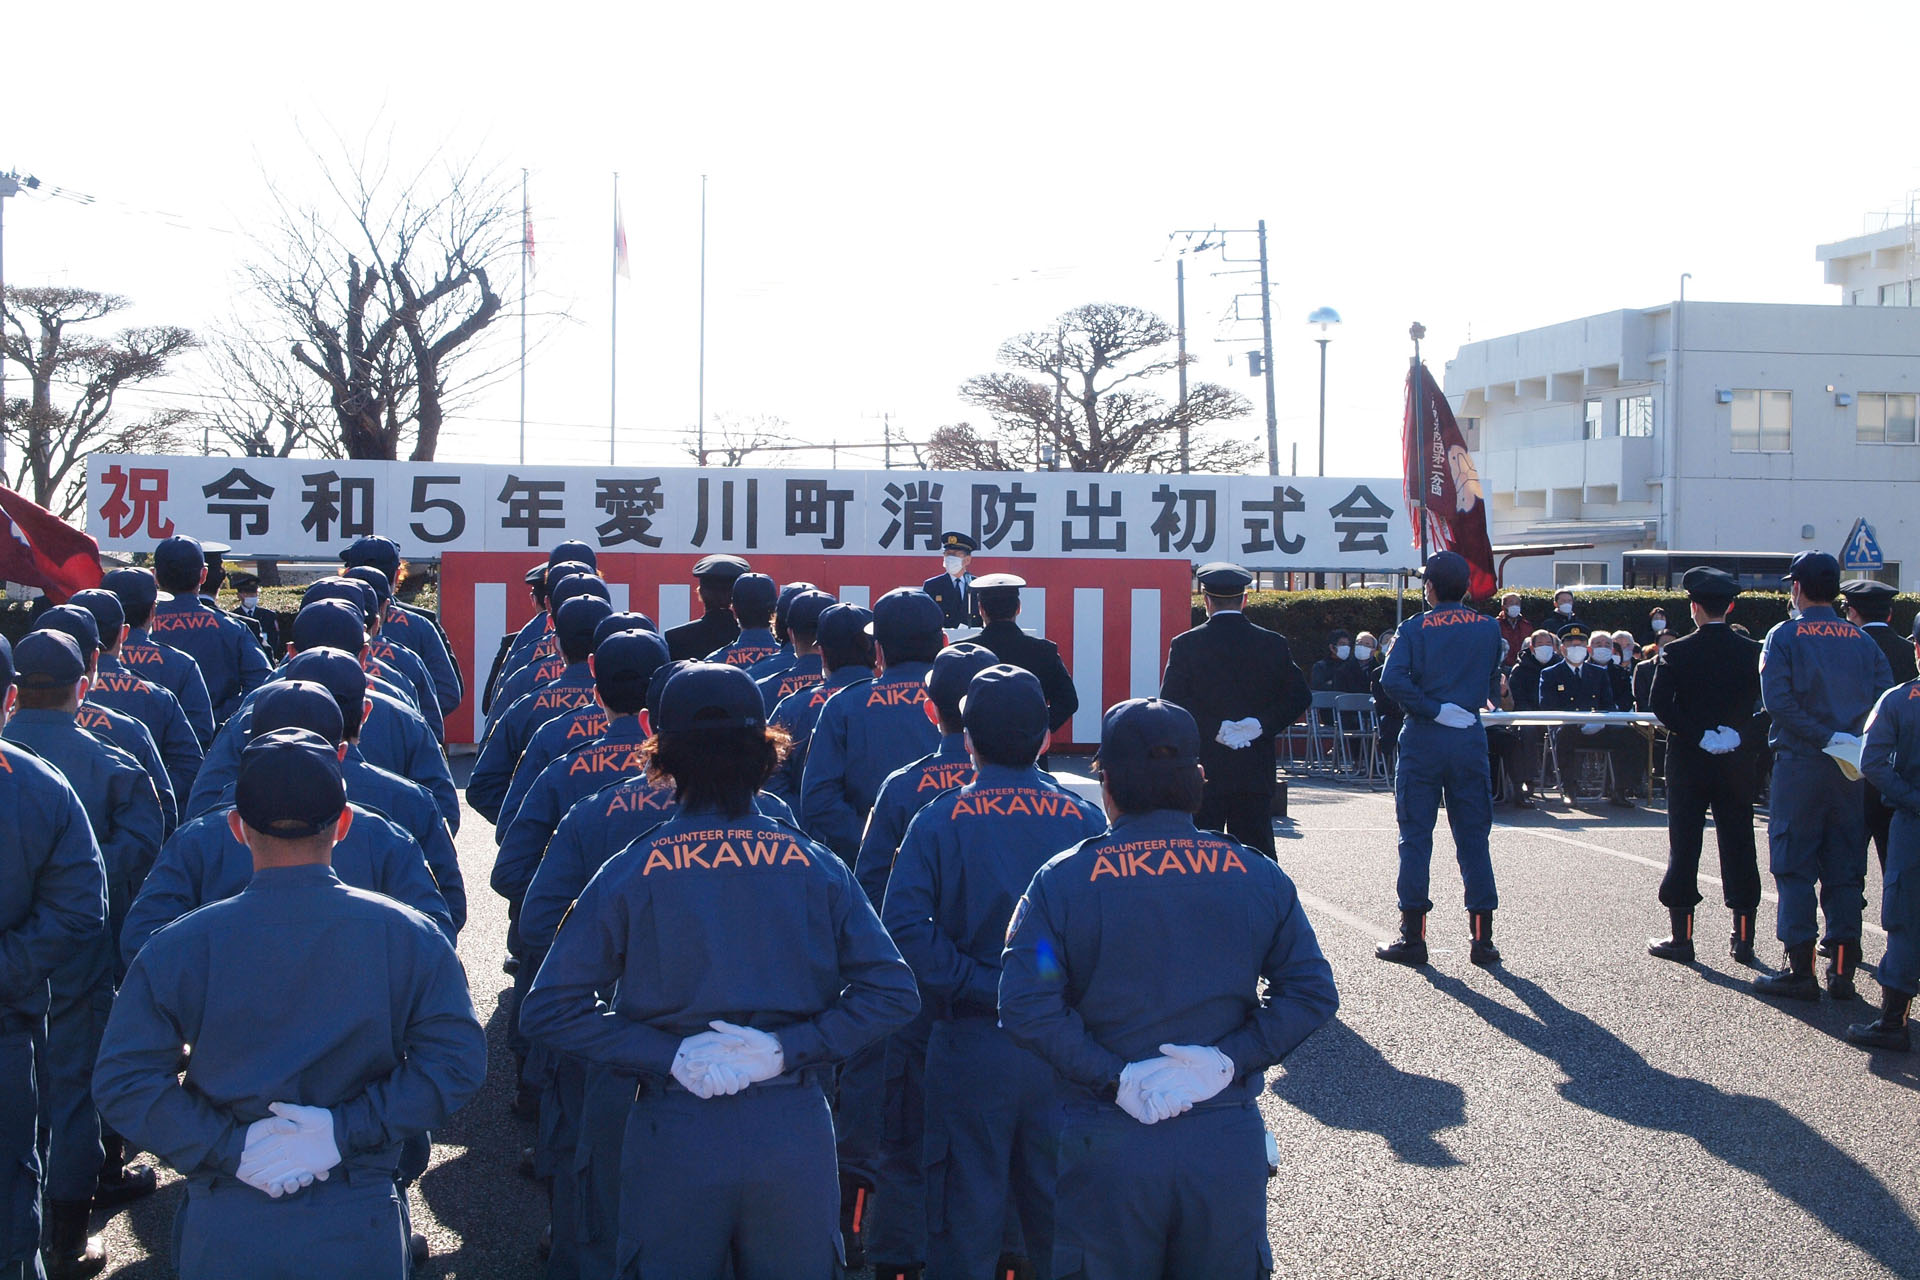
{"left": 439, "top": 552, "right": 1194, "bottom": 747}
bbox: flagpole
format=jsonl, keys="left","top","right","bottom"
{"left": 697, "top": 174, "right": 708, "bottom": 467}
{"left": 519, "top": 167, "right": 528, "bottom": 465}
{"left": 1410, "top": 321, "right": 1428, "bottom": 563}
{"left": 610, "top": 172, "right": 620, "bottom": 466}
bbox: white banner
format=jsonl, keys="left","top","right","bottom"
{"left": 85, "top": 456, "right": 1414, "bottom": 570}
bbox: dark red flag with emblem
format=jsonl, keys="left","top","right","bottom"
{"left": 0, "top": 485, "right": 103, "bottom": 603}
{"left": 1402, "top": 363, "right": 1497, "bottom": 599}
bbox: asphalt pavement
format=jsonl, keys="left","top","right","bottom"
{"left": 88, "top": 773, "right": 1920, "bottom": 1277}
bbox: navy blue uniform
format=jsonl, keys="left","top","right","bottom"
{"left": 708, "top": 626, "right": 780, "bottom": 669}
{"left": 3, "top": 710, "right": 164, "bottom": 1206}
{"left": 884, "top": 765, "right": 1106, "bottom": 1278}
{"left": 0, "top": 741, "right": 107, "bottom": 1275}
{"left": 1761, "top": 607, "right": 1893, "bottom": 948}
{"left": 92, "top": 652, "right": 204, "bottom": 806}
{"left": 492, "top": 720, "right": 651, "bottom": 908}
{"left": 746, "top": 644, "right": 797, "bottom": 684}
{"left": 1000, "top": 811, "right": 1337, "bottom": 1280}
{"left": 120, "top": 802, "right": 453, "bottom": 958}
{"left": 800, "top": 663, "right": 939, "bottom": 861}
{"left": 922, "top": 572, "right": 977, "bottom": 628}
{"left": 120, "top": 627, "right": 217, "bottom": 748}
{"left": 1864, "top": 681, "right": 1920, "bottom": 995}
{"left": 368, "top": 634, "right": 443, "bottom": 740}
{"left": 381, "top": 602, "right": 462, "bottom": 715}
{"left": 468, "top": 666, "right": 596, "bottom": 828}
{"left": 759, "top": 653, "right": 823, "bottom": 714}
{"left": 189, "top": 687, "right": 458, "bottom": 835}
{"left": 1380, "top": 604, "right": 1505, "bottom": 913}
{"left": 520, "top": 808, "right": 919, "bottom": 1280}
{"left": 149, "top": 594, "right": 271, "bottom": 723}
{"left": 75, "top": 699, "right": 177, "bottom": 836}
{"left": 489, "top": 650, "right": 569, "bottom": 729}
{"left": 766, "top": 666, "right": 867, "bottom": 804}
{"left": 497, "top": 703, "right": 611, "bottom": 835}
{"left": 95, "top": 865, "right": 485, "bottom": 1280}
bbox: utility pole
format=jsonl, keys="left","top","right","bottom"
{"left": 882, "top": 414, "right": 892, "bottom": 470}
{"left": 0, "top": 171, "right": 23, "bottom": 477}
{"left": 1256, "top": 220, "right": 1278, "bottom": 476}
{"left": 697, "top": 174, "right": 708, "bottom": 466}
{"left": 1176, "top": 257, "right": 1190, "bottom": 474}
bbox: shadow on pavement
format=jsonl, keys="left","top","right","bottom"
{"left": 1426, "top": 966, "right": 1920, "bottom": 1273}
{"left": 1269, "top": 1018, "right": 1466, "bottom": 1167}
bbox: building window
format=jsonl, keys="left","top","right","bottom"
{"left": 1615, "top": 394, "right": 1654, "bottom": 438}
{"left": 1731, "top": 388, "right": 1792, "bottom": 452}
{"left": 1857, "top": 393, "right": 1918, "bottom": 445}
{"left": 1583, "top": 399, "right": 1603, "bottom": 440}
{"left": 1881, "top": 281, "right": 1914, "bottom": 307}
{"left": 1554, "top": 561, "right": 1609, "bottom": 588}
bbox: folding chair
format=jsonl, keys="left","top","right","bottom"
{"left": 1332, "top": 693, "right": 1378, "bottom": 782}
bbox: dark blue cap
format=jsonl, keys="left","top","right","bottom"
{"left": 1095, "top": 698, "right": 1202, "bottom": 781}
{"left": 291, "top": 599, "right": 367, "bottom": 654}
{"left": 960, "top": 664, "right": 1050, "bottom": 760}
{"left": 1195, "top": 562, "right": 1253, "bottom": 594}
{"left": 656, "top": 662, "right": 766, "bottom": 734}
{"left": 154, "top": 535, "right": 205, "bottom": 580}
{"left": 542, "top": 561, "right": 594, "bottom": 600}
{"left": 549, "top": 540, "right": 597, "bottom": 570}
{"left": 939, "top": 531, "right": 979, "bottom": 554}
{"left": 0, "top": 636, "right": 12, "bottom": 688}
{"left": 304, "top": 576, "right": 376, "bottom": 623}
{"left": 281, "top": 647, "right": 368, "bottom": 734}
{"left": 817, "top": 603, "right": 874, "bottom": 652}
{"left": 730, "top": 573, "right": 778, "bottom": 616}
{"left": 1682, "top": 566, "right": 1740, "bottom": 604}
{"left": 549, "top": 573, "right": 611, "bottom": 612}
{"left": 1785, "top": 551, "right": 1842, "bottom": 597}
{"left": 69, "top": 589, "right": 126, "bottom": 640}
{"left": 556, "top": 596, "right": 614, "bottom": 657}
{"left": 100, "top": 567, "right": 158, "bottom": 614}
{"left": 342, "top": 565, "right": 393, "bottom": 605}
{"left": 594, "top": 611, "right": 657, "bottom": 649}
{"left": 925, "top": 642, "right": 998, "bottom": 715}
{"left": 1419, "top": 551, "right": 1471, "bottom": 597}
{"left": 13, "top": 631, "right": 87, "bottom": 690}
{"left": 775, "top": 581, "right": 820, "bottom": 630}
{"left": 646, "top": 659, "right": 695, "bottom": 719}
{"left": 594, "top": 629, "right": 670, "bottom": 694}
{"left": 251, "top": 679, "right": 346, "bottom": 746}
{"left": 236, "top": 727, "right": 347, "bottom": 838}
{"left": 691, "top": 554, "right": 751, "bottom": 582}
{"left": 341, "top": 535, "right": 402, "bottom": 579}
{"left": 35, "top": 605, "right": 101, "bottom": 661}
{"left": 786, "top": 589, "right": 835, "bottom": 636}
{"left": 869, "top": 588, "right": 944, "bottom": 650}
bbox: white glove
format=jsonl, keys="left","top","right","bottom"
{"left": 1154, "top": 1044, "right": 1235, "bottom": 1108}
{"left": 672, "top": 1032, "right": 752, "bottom": 1098}
{"left": 704, "top": 1020, "right": 786, "bottom": 1085}
{"left": 237, "top": 1103, "right": 339, "bottom": 1197}
{"left": 1580, "top": 722, "right": 1604, "bottom": 736}
{"left": 1827, "top": 732, "right": 1862, "bottom": 751}
{"left": 1215, "top": 718, "right": 1261, "bottom": 749}
{"left": 1433, "top": 703, "right": 1476, "bottom": 729}
{"left": 1700, "top": 727, "right": 1738, "bottom": 755}
{"left": 1116, "top": 1058, "right": 1189, "bottom": 1125}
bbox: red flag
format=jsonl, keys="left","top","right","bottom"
{"left": 1403, "top": 363, "right": 1497, "bottom": 599}
{"left": 0, "top": 486, "right": 103, "bottom": 603}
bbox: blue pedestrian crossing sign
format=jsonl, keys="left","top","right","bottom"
{"left": 1841, "top": 518, "right": 1885, "bottom": 572}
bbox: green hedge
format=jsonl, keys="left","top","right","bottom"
{"left": 1187, "top": 587, "right": 1865, "bottom": 660}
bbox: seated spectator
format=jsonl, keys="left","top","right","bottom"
{"left": 1502, "top": 630, "right": 1559, "bottom": 807}
{"left": 1551, "top": 589, "right": 1581, "bottom": 633}
{"left": 1610, "top": 630, "right": 1638, "bottom": 675}
{"left": 1648, "top": 606, "right": 1670, "bottom": 643}
{"left": 1497, "top": 591, "right": 1529, "bottom": 663}
{"left": 1310, "top": 630, "right": 1370, "bottom": 693}
{"left": 1539, "top": 626, "right": 1642, "bottom": 808}
{"left": 1353, "top": 631, "right": 1381, "bottom": 669}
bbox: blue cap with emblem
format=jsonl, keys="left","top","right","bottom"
{"left": 13, "top": 631, "right": 87, "bottom": 690}
{"left": 786, "top": 590, "right": 836, "bottom": 637}
{"left": 925, "top": 643, "right": 998, "bottom": 718}
{"left": 939, "top": 531, "right": 979, "bottom": 554}
{"left": 961, "top": 664, "right": 1050, "bottom": 761}
{"left": 556, "top": 596, "right": 614, "bottom": 661}
{"left": 100, "top": 568, "right": 159, "bottom": 615}
{"left": 291, "top": 599, "right": 367, "bottom": 654}
{"left": 730, "top": 573, "right": 778, "bottom": 617}
{"left": 69, "top": 589, "right": 126, "bottom": 641}
{"left": 656, "top": 662, "right": 766, "bottom": 734}
{"left": 251, "top": 679, "right": 346, "bottom": 746}
{"left": 343, "top": 565, "right": 393, "bottom": 605}
{"left": 34, "top": 605, "right": 101, "bottom": 662}
{"left": 341, "top": 535, "right": 402, "bottom": 580}
{"left": 868, "top": 588, "right": 944, "bottom": 650}
{"left": 304, "top": 576, "right": 377, "bottom": 623}
{"left": 549, "top": 540, "right": 598, "bottom": 570}
{"left": 1784, "top": 551, "right": 1841, "bottom": 599}
{"left": 1418, "top": 550, "right": 1471, "bottom": 598}
{"left": 1094, "top": 697, "right": 1201, "bottom": 782}
{"left": 594, "top": 612, "right": 658, "bottom": 648}
{"left": 594, "top": 629, "right": 670, "bottom": 703}
{"left": 281, "top": 648, "right": 368, "bottom": 737}
{"left": 235, "top": 727, "right": 347, "bottom": 838}
{"left": 817, "top": 603, "right": 874, "bottom": 652}
{"left": 154, "top": 534, "right": 205, "bottom": 582}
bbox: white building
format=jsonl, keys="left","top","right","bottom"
{"left": 1445, "top": 237, "right": 1920, "bottom": 590}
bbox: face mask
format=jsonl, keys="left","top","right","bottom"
{"left": 1532, "top": 645, "right": 1554, "bottom": 664}
{"left": 1354, "top": 645, "right": 1374, "bottom": 662}
{"left": 943, "top": 555, "right": 965, "bottom": 576}
{"left": 239, "top": 595, "right": 258, "bottom": 610}
{"left": 1556, "top": 602, "right": 1573, "bottom": 616}
{"left": 1506, "top": 604, "right": 1521, "bottom": 618}
{"left": 1335, "top": 645, "right": 1351, "bottom": 660}
{"left": 1565, "top": 645, "right": 1588, "bottom": 665}
{"left": 1651, "top": 618, "right": 1666, "bottom": 633}
{"left": 1592, "top": 649, "right": 1613, "bottom": 665}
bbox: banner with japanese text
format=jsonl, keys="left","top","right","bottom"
{"left": 86, "top": 456, "right": 1415, "bottom": 571}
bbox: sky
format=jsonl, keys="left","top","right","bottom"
{"left": 9, "top": 0, "right": 1920, "bottom": 480}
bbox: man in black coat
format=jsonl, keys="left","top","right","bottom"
{"left": 922, "top": 531, "right": 981, "bottom": 629}
{"left": 228, "top": 573, "right": 287, "bottom": 661}
{"left": 1159, "top": 562, "right": 1310, "bottom": 858}
{"left": 664, "top": 554, "right": 749, "bottom": 661}
{"left": 1844, "top": 579, "right": 1917, "bottom": 871}
{"left": 1539, "top": 625, "right": 1640, "bottom": 808}
{"left": 1646, "top": 567, "right": 1765, "bottom": 963}
{"left": 971, "top": 573, "right": 1078, "bottom": 737}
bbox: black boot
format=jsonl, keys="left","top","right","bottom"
{"left": 1827, "top": 939, "right": 1862, "bottom": 1001}
{"left": 839, "top": 1173, "right": 872, "bottom": 1270}
{"left": 92, "top": 1134, "right": 157, "bottom": 1210}
{"left": 1729, "top": 913, "right": 1758, "bottom": 965}
{"left": 1469, "top": 910, "right": 1501, "bottom": 967}
{"left": 1375, "top": 910, "right": 1428, "bottom": 967}
{"left": 44, "top": 1199, "right": 106, "bottom": 1279}
{"left": 1845, "top": 990, "right": 1914, "bottom": 1051}
{"left": 1753, "top": 942, "right": 1820, "bottom": 1001}
{"left": 1648, "top": 911, "right": 1695, "bottom": 963}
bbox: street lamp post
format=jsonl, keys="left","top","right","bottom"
{"left": 1307, "top": 306, "right": 1340, "bottom": 477}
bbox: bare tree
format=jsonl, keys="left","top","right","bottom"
{"left": 684, "top": 414, "right": 800, "bottom": 467}
{"left": 951, "top": 302, "right": 1259, "bottom": 474}
{"left": 922, "top": 422, "right": 1013, "bottom": 471}
{"left": 1, "top": 286, "right": 196, "bottom": 517}
{"left": 204, "top": 329, "right": 340, "bottom": 458}
{"left": 242, "top": 127, "right": 516, "bottom": 460}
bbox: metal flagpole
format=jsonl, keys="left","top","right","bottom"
{"left": 1411, "top": 321, "right": 1428, "bottom": 562}
{"left": 697, "top": 174, "right": 708, "bottom": 467}
{"left": 519, "top": 168, "right": 528, "bottom": 465}
{"left": 610, "top": 172, "right": 620, "bottom": 465}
